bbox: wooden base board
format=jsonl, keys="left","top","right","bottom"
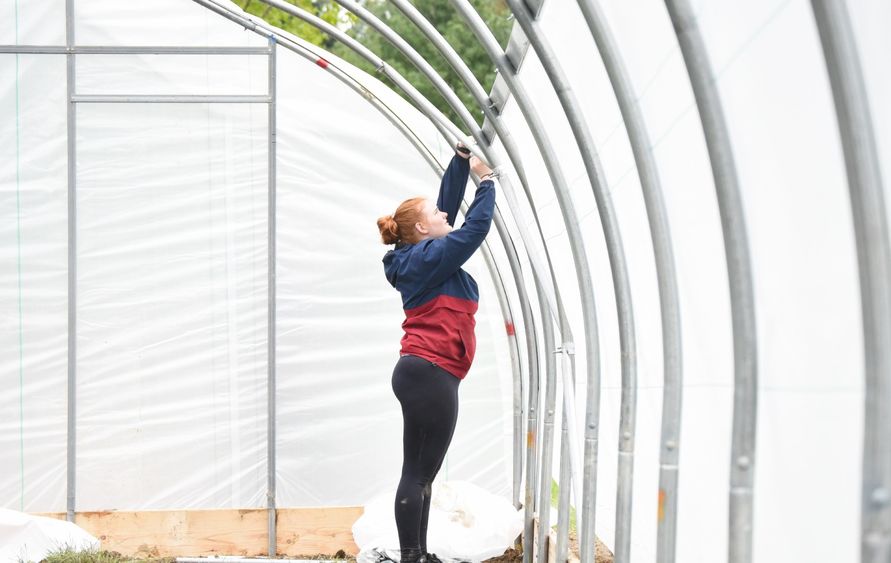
{"left": 39, "top": 507, "right": 363, "bottom": 557}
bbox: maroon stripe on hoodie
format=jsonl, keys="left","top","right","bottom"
{"left": 400, "top": 294, "right": 479, "bottom": 379}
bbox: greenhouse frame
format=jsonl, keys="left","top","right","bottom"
{"left": 1, "top": 0, "right": 889, "bottom": 562}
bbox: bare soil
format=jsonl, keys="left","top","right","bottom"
{"left": 481, "top": 531, "right": 614, "bottom": 563}
{"left": 482, "top": 546, "right": 522, "bottom": 562}
{"left": 284, "top": 534, "right": 615, "bottom": 563}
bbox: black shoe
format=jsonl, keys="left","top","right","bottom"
{"left": 400, "top": 548, "right": 426, "bottom": 563}
{"left": 425, "top": 554, "right": 443, "bottom": 563}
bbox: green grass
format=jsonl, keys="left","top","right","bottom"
{"left": 550, "top": 479, "right": 577, "bottom": 533}
{"left": 38, "top": 548, "right": 175, "bottom": 563}
{"left": 37, "top": 548, "right": 357, "bottom": 563}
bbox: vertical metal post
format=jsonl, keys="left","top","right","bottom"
{"left": 536, "top": 300, "right": 558, "bottom": 563}
{"left": 266, "top": 35, "right": 278, "bottom": 557}
{"left": 555, "top": 376, "right": 574, "bottom": 562}
{"left": 810, "top": 2, "right": 891, "bottom": 561}
{"left": 66, "top": 0, "right": 77, "bottom": 524}
{"left": 522, "top": 295, "right": 541, "bottom": 563}
{"left": 662, "top": 2, "right": 759, "bottom": 562}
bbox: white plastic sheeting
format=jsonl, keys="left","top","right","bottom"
{"left": 1, "top": 0, "right": 888, "bottom": 562}
{"left": 0, "top": 51, "right": 70, "bottom": 513}
{"left": 0, "top": 0, "right": 514, "bottom": 515}
{"left": 0, "top": 509, "right": 99, "bottom": 563}
{"left": 352, "top": 481, "right": 523, "bottom": 562}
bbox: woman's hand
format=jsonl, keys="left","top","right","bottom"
{"left": 455, "top": 142, "right": 472, "bottom": 159}
{"left": 470, "top": 156, "right": 494, "bottom": 180}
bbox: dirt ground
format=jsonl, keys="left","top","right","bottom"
{"left": 482, "top": 547, "right": 522, "bottom": 562}
{"left": 232, "top": 532, "right": 615, "bottom": 563}
{"left": 481, "top": 531, "right": 614, "bottom": 563}
{"left": 113, "top": 540, "right": 613, "bottom": 563}
{"left": 299, "top": 534, "right": 613, "bottom": 563}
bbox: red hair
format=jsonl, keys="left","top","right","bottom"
{"left": 377, "top": 197, "right": 426, "bottom": 245}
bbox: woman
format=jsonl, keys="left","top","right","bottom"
{"left": 376, "top": 145, "right": 496, "bottom": 563}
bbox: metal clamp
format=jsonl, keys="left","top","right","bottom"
{"left": 554, "top": 342, "right": 575, "bottom": 355}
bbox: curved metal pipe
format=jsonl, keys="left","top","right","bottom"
{"left": 502, "top": 2, "right": 640, "bottom": 560}
{"left": 316, "top": 0, "right": 569, "bottom": 346}
{"left": 251, "top": 0, "right": 459, "bottom": 145}
{"left": 325, "top": 0, "right": 529, "bottom": 185}
{"left": 252, "top": 0, "right": 564, "bottom": 332}
{"left": 573, "top": 1, "right": 684, "bottom": 560}
{"left": 810, "top": 2, "right": 891, "bottom": 561}
{"left": 385, "top": 0, "right": 568, "bottom": 321}
{"left": 662, "top": 2, "right": 759, "bottom": 562}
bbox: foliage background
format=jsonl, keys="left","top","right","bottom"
{"left": 232, "top": 0, "right": 514, "bottom": 127}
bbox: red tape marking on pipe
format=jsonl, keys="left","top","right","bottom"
{"left": 505, "top": 322, "right": 516, "bottom": 336}
{"left": 316, "top": 58, "right": 329, "bottom": 69}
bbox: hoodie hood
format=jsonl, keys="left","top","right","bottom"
{"left": 382, "top": 242, "right": 410, "bottom": 288}
{"left": 383, "top": 249, "right": 399, "bottom": 288}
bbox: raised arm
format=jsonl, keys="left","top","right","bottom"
{"left": 420, "top": 178, "right": 497, "bottom": 288}
{"left": 436, "top": 145, "right": 471, "bottom": 228}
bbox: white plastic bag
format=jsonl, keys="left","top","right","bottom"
{"left": 0, "top": 509, "right": 100, "bottom": 563}
{"left": 352, "top": 481, "right": 523, "bottom": 563}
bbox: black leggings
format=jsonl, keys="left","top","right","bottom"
{"left": 391, "top": 354, "right": 460, "bottom": 558}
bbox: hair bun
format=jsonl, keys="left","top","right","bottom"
{"left": 377, "top": 214, "right": 400, "bottom": 245}
{"left": 378, "top": 196, "right": 425, "bottom": 246}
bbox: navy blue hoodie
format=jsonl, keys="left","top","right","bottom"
{"left": 382, "top": 154, "right": 496, "bottom": 379}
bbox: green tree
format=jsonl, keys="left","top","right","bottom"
{"left": 234, "top": 0, "right": 513, "bottom": 128}
{"left": 232, "top": 0, "right": 352, "bottom": 50}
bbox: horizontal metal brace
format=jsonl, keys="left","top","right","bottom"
{"left": 0, "top": 45, "right": 271, "bottom": 55}
{"left": 71, "top": 94, "right": 272, "bottom": 104}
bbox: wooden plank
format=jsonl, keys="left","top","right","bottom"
{"left": 35, "top": 507, "right": 363, "bottom": 557}
{"left": 276, "top": 506, "right": 363, "bottom": 556}
{"left": 77, "top": 509, "right": 267, "bottom": 557}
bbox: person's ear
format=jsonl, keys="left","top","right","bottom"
{"left": 415, "top": 222, "right": 428, "bottom": 235}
